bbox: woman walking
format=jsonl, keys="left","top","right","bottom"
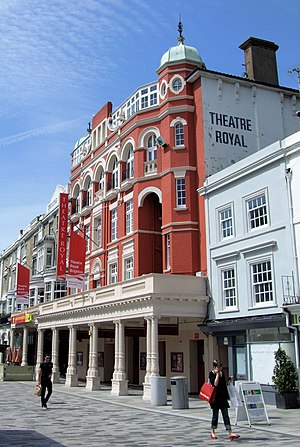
{"left": 209, "top": 360, "right": 240, "bottom": 440}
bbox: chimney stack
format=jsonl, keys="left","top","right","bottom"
{"left": 239, "top": 37, "right": 279, "bottom": 86}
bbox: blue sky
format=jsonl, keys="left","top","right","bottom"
{"left": 0, "top": 0, "right": 299, "bottom": 252}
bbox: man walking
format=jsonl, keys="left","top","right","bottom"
{"left": 37, "top": 354, "right": 53, "bottom": 409}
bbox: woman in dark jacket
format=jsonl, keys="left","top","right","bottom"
{"left": 209, "top": 360, "right": 240, "bottom": 440}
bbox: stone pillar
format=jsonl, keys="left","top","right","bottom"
{"left": 151, "top": 316, "right": 159, "bottom": 376}
{"left": 65, "top": 325, "right": 78, "bottom": 387}
{"left": 21, "top": 326, "right": 28, "bottom": 366}
{"left": 143, "top": 317, "right": 152, "bottom": 401}
{"left": 86, "top": 323, "right": 100, "bottom": 391}
{"left": 111, "top": 320, "right": 128, "bottom": 396}
{"left": 51, "top": 327, "right": 60, "bottom": 383}
{"left": 10, "top": 328, "right": 15, "bottom": 351}
{"left": 35, "top": 328, "right": 44, "bottom": 379}
{"left": 112, "top": 319, "right": 119, "bottom": 380}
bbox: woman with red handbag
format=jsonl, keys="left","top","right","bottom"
{"left": 209, "top": 360, "right": 240, "bottom": 440}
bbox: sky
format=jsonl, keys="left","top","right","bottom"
{"left": 0, "top": 0, "right": 299, "bottom": 252}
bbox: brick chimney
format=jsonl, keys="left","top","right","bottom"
{"left": 239, "top": 37, "right": 279, "bottom": 86}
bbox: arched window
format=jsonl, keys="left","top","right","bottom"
{"left": 86, "top": 178, "right": 92, "bottom": 206}
{"left": 98, "top": 169, "right": 104, "bottom": 191}
{"left": 175, "top": 122, "right": 184, "bottom": 146}
{"left": 126, "top": 144, "right": 134, "bottom": 178}
{"left": 73, "top": 185, "right": 80, "bottom": 213}
{"left": 147, "top": 135, "right": 157, "bottom": 161}
{"left": 112, "top": 159, "right": 119, "bottom": 189}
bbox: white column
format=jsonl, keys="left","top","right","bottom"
{"left": 51, "top": 327, "right": 60, "bottom": 383}
{"left": 21, "top": 326, "right": 28, "bottom": 366}
{"left": 112, "top": 320, "right": 119, "bottom": 380}
{"left": 118, "top": 320, "right": 126, "bottom": 378}
{"left": 65, "top": 325, "right": 78, "bottom": 387}
{"left": 86, "top": 323, "right": 100, "bottom": 391}
{"left": 111, "top": 320, "right": 128, "bottom": 396}
{"left": 143, "top": 317, "right": 152, "bottom": 400}
{"left": 10, "top": 329, "right": 15, "bottom": 351}
{"left": 35, "top": 328, "right": 44, "bottom": 379}
{"left": 151, "top": 316, "right": 159, "bottom": 376}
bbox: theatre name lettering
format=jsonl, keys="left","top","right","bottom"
{"left": 209, "top": 112, "right": 252, "bottom": 147}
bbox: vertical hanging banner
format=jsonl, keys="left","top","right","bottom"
{"left": 67, "top": 231, "right": 86, "bottom": 289}
{"left": 57, "top": 192, "right": 69, "bottom": 280}
{"left": 16, "top": 263, "right": 30, "bottom": 304}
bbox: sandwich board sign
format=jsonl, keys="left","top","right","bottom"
{"left": 235, "top": 381, "right": 270, "bottom": 427}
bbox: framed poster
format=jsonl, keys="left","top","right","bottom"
{"left": 76, "top": 351, "right": 83, "bottom": 366}
{"left": 98, "top": 352, "right": 104, "bottom": 367}
{"left": 171, "top": 352, "right": 184, "bottom": 373}
{"left": 140, "top": 352, "right": 146, "bottom": 370}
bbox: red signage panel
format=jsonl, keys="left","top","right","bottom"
{"left": 56, "top": 193, "right": 69, "bottom": 280}
{"left": 67, "top": 231, "right": 86, "bottom": 289}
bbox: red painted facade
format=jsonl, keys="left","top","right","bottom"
{"left": 69, "top": 49, "right": 208, "bottom": 289}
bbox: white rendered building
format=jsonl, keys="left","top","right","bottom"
{"left": 200, "top": 131, "right": 300, "bottom": 386}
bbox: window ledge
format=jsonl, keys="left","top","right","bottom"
{"left": 173, "top": 145, "right": 186, "bottom": 150}
{"left": 248, "top": 303, "right": 277, "bottom": 310}
{"left": 174, "top": 206, "right": 187, "bottom": 211}
{"left": 219, "top": 308, "right": 239, "bottom": 314}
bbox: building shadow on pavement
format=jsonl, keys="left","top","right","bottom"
{"left": 0, "top": 430, "right": 64, "bottom": 446}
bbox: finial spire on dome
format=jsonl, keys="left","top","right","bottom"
{"left": 177, "top": 17, "right": 185, "bottom": 44}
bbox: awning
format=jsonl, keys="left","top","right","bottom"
{"left": 198, "top": 313, "right": 286, "bottom": 334}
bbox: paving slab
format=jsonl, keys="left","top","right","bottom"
{"left": 0, "top": 381, "right": 299, "bottom": 446}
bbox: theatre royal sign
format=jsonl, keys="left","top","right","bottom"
{"left": 201, "top": 76, "right": 293, "bottom": 176}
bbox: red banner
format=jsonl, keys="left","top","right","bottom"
{"left": 67, "top": 230, "right": 86, "bottom": 289}
{"left": 56, "top": 193, "right": 69, "bottom": 280}
{"left": 16, "top": 263, "right": 30, "bottom": 304}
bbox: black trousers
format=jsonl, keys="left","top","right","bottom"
{"left": 211, "top": 407, "right": 231, "bottom": 430}
{"left": 41, "top": 378, "right": 52, "bottom": 406}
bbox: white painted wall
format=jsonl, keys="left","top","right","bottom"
{"left": 201, "top": 75, "right": 300, "bottom": 176}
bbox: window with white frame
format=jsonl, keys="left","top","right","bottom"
{"left": 46, "top": 246, "right": 54, "bottom": 268}
{"left": 126, "top": 200, "right": 133, "bottom": 234}
{"left": 147, "top": 135, "right": 157, "bottom": 161}
{"left": 94, "top": 216, "right": 102, "bottom": 248}
{"left": 54, "top": 281, "right": 67, "bottom": 299}
{"left": 72, "top": 145, "right": 82, "bottom": 166}
{"left": 109, "top": 262, "right": 118, "bottom": 284}
{"left": 98, "top": 169, "right": 105, "bottom": 191}
{"left": 251, "top": 259, "right": 273, "bottom": 305}
{"left": 111, "top": 209, "right": 118, "bottom": 241}
{"left": 124, "top": 257, "right": 134, "bottom": 280}
{"left": 112, "top": 159, "right": 119, "bottom": 189}
{"left": 45, "top": 282, "right": 52, "bottom": 302}
{"left": 166, "top": 233, "right": 171, "bottom": 270}
{"left": 175, "top": 122, "right": 184, "bottom": 146}
{"left": 75, "top": 191, "right": 80, "bottom": 213}
{"left": 85, "top": 223, "right": 90, "bottom": 252}
{"left": 176, "top": 178, "right": 186, "bottom": 208}
{"left": 246, "top": 192, "right": 268, "bottom": 231}
{"left": 219, "top": 207, "right": 233, "bottom": 240}
{"left": 86, "top": 179, "right": 92, "bottom": 206}
{"left": 37, "top": 247, "right": 44, "bottom": 273}
{"left": 126, "top": 145, "right": 134, "bottom": 179}
{"left": 222, "top": 268, "right": 237, "bottom": 309}
{"left": 30, "top": 289, "right": 35, "bottom": 307}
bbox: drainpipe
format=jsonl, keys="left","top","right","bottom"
{"left": 284, "top": 168, "right": 300, "bottom": 387}
{"left": 285, "top": 168, "right": 300, "bottom": 296}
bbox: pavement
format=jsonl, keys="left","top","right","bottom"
{"left": 0, "top": 381, "right": 299, "bottom": 446}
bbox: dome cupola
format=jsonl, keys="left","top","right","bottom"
{"left": 158, "top": 21, "right": 206, "bottom": 71}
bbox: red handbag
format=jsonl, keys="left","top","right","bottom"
{"left": 199, "top": 382, "right": 216, "bottom": 403}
